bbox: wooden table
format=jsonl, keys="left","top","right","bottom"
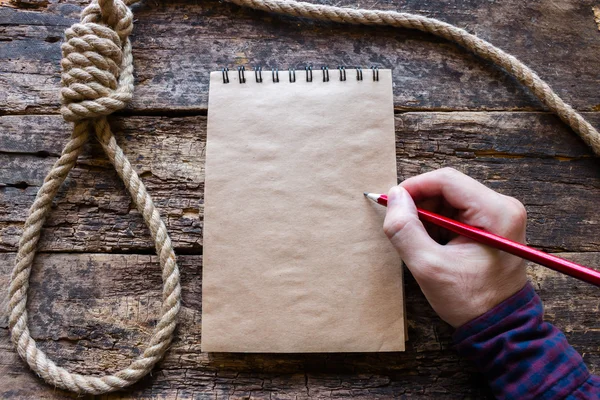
{"left": 1, "top": 0, "right": 599, "bottom": 398}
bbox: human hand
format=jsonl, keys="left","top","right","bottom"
{"left": 383, "top": 168, "right": 528, "bottom": 328}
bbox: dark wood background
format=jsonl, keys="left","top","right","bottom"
{"left": 1, "top": 0, "right": 599, "bottom": 398}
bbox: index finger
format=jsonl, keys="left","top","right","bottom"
{"left": 400, "top": 168, "right": 498, "bottom": 210}
{"left": 399, "top": 168, "right": 517, "bottom": 233}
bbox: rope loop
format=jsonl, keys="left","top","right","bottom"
{"left": 8, "top": 0, "right": 600, "bottom": 396}
{"left": 60, "top": 0, "right": 134, "bottom": 122}
{"left": 9, "top": 0, "right": 181, "bottom": 394}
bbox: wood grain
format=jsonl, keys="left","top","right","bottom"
{"left": 1, "top": 112, "right": 599, "bottom": 253}
{"left": 2, "top": 0, "right": 600, "bottom": 397}
{"left": 1, "top": 252, "right": 598, "bottom": 399}
{"left": 1, "top": 0, "right": 600, "bottom": 114}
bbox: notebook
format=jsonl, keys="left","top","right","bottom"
{"left": 202, "top": 67, "right": 405, "bottom": 352}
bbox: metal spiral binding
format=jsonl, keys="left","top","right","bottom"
{"left": 222, "top": 67, "right": 230, "bottom": 84}
{"left": 306, "top": 66, "right": 313, "bottom": 82}
{"left": 321, "top": 66, "right": 330, "bottom": 82}
{"left": 220, "top": 66, "right": 381, "bottom": 83}
{"left": 238, "top": 66, "right": 246, "bottom": 84}
{"left": 338, "top": 66, "right": 346, "bottom": 81}
{"left": 371, "top": 66, "right": 379, "bottom": 82}
{"left": 254, "top": 66, "right": 263, "bottom": 83}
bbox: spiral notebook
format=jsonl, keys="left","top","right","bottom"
{"left": 202, "top": 67, "right": 405, "bottom": 353}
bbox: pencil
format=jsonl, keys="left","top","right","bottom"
{"left": 364, "top": 192, "right": 600, "bottom": 287}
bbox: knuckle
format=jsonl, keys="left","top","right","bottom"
{"left": 506, "top": 196, "right": 528, "bottom": 225}
{"left": 439, "top": 166, "right": 460, "bottom": 177}
{"left": 383, "top": 217, "right": 408, "bottom": 239}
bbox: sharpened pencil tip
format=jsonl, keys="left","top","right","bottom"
{"left": 363, "top": 192, "right": 369, "bottom": 197}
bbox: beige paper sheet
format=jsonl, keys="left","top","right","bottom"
{"left": 202, "top": 68, "right": 404, "bottom": 352}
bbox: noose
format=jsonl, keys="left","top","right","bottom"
{"left": 8, "top": 0, "right": 180, "bottom": 394}
{"left": 8, "top": 0, "right": 600, "bottom": 394}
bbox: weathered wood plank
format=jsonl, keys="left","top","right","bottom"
{"left": 2, "top": 0, "right": 599, "bottom": 398}
{"left": 2, "top": 0, "right": 600, "bottom": 114}
{"left": 1, "top": 112, "right": 599, "bottom": 253}
{"left": 395, "top": 112, "right": 600, "bottom": 252}
{"left": 0, "top": 114, "right": 205, "bottom": 252}
{"left": 0, "top": 252, "right": 598, "bottom": 399}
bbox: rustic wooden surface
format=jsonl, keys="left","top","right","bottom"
{"left": 1, "top": 0, "right": 600, "bottom": 398}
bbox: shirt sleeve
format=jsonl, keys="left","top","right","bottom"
{"left": 453, "top": 282, "right": 599, "bottom": 399}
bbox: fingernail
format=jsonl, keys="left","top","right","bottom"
{"left": 388, "top": 186, "right": 405, "bottom": 206}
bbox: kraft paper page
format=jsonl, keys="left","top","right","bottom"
{"left": 202, "top": 69, "right": 405, "bottom": 352}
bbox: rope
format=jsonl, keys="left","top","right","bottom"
{"left": 228, "top": 0, "right": 600, "bottom": 154}
{"left": 8, "top": 0, "right": 181, "bottom": 394}
{"left": 8, "top": 0, "right": 600, "bottom": 395}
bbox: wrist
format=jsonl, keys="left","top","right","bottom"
{"left": 457, "top": 278, "right": 529, "bottom": 328}
{"left": 453, "top": 281, "right": 532, "bottom": 339}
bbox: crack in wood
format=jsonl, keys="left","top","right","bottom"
{"left": 1, "top": 1, "right": 600, "bottom": 397}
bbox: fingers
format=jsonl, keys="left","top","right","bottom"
{"left": 383, "top": 186, "right": 442, "bottom": 270}
{"left": 400, "top": 168, "right": 526, "bottom": 239}
{"left": 400, "top": 167, "right": 495, "bottom": 211}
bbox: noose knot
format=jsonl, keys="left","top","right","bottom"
{"left": 60, "top": 0, "right": 135, "bottom": 122}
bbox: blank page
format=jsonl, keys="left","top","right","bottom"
{"left": 202, "top": 68, "right": 404, "bottom": 352}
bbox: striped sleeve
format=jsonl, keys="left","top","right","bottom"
{"left": 453, "top": 282, "right": 599, "bottom": 399}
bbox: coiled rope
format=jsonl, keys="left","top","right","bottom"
{"left": 8, "top": 0, "right": 600, "bottom": 394}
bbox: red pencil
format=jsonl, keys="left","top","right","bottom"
{"left": 364, "top": 192, "right": 600, "bottom": 287}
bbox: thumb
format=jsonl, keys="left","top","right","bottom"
{"left": 383, "top": 186, "right": 441, "bottom": 268}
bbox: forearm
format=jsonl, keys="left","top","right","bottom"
{"left": 453, "top": 283, "right": 599, "bottom": 399}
